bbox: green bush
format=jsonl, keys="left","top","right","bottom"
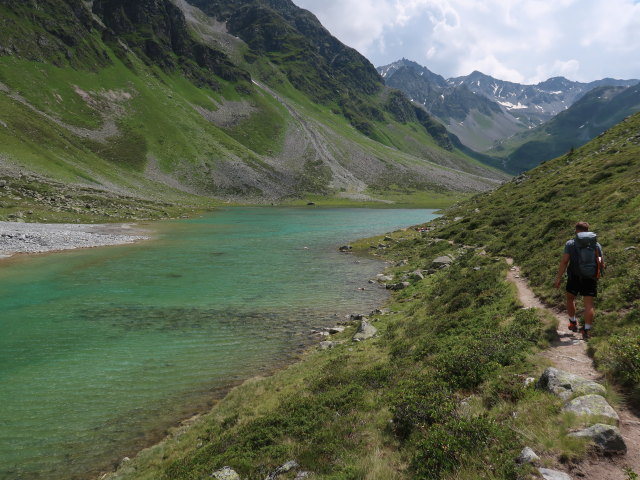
{"left": 390, "top": 378, "right": 455, "bottom": 440}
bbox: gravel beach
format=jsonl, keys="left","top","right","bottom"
{"left": 0, "top": 221, "right": 150, "bottom": 259}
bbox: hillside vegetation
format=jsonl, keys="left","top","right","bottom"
{"left": 100, "top": 113, "right": 640, "bottom": 480}
{"left": 0, "top": 0, "right": 505, "bottom": 219}
{"left": 440, "top": 112, "right": 640, "bottom": 401}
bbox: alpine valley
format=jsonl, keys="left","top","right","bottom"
{"left": 0, "top": 0, "right": 508, "bottom": 222}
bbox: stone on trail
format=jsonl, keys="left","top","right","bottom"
{"left": 538, "top": 468, "right": 572, "bottom": 480}
{"left": 536, "top": 367, "right": 606, "bottom": 400}
{"left": 211, "top": 466, "right": 240, "bottom": 480}
{"left": 352, "top": 319, "right": 377, "bottom": 342}
{"left": 516, "top": 446, "right": 540, "bottom": 464}
{"left": 569, "top": 423, "right": 627, "bottom": 454}
{"left": 561, "top": 395, "right": 620, "bottom": 425}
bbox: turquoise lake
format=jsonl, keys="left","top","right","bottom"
{"left": 0, "top": 207, "right": 438, "bottom": 479}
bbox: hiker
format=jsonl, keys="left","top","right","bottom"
{"left": 553, "top": 221, "right": 605, "bottom": 340}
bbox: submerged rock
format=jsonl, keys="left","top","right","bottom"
{"left": 562, "top": 395, "right": 619, "bottom": 425}
{"left": 569, "top": 424, "right": 626, "bottom": 454}
{"left": 536, "top": 367, "right": 606, "bottom": 400}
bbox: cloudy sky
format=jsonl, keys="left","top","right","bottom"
{"left": 292, "top": 0, "right": 640, "bottom": 84}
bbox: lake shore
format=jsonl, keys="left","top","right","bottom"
{"left": 0, "top": 221, "right": 150, "bottom": 259}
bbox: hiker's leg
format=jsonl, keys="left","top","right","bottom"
{"left": 583, "top": 296, "right": 594, "bottom": 328}
{"left": 566, "top": 292, "right": 577, "bottom": 318}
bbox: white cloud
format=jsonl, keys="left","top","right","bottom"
{"left": 292, "top": 0, "right": 640, "bottom": 83}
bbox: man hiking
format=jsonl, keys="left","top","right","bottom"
{"left": 554, "top": 221, "right": 605, "bottom": 340}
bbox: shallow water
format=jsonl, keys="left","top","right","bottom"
{"left": 0, "top": 207, "right": 437, "bottom": 479}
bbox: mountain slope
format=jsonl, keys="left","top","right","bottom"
{"left": 490, "top": 83, "right": 640, "bottom": 173}
{"left": 0, "top": 0, "right": 505, "bottom": 219}
{"left": 379, "top": 59, "right": 639, "bottom": 158}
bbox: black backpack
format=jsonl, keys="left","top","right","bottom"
{"left": 574, "top": 232, "right": 603, "bottom": 279}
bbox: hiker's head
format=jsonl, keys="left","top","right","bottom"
{"left": 575, "top": 221, "right": 590, "bottom": 232}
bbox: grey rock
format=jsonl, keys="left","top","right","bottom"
{"left": 377, "top": 275, "right": 393, "bottom": 282}
{"left": 327, "top": 326, "right": 345, "bottom": 334}
{"left": 383, "top": 236, "right": 393, "bottom": 242}
{"left": 386, "top": 282, "right": 410, "bottom": 290}
{"left": 524, "top": 377, "right": 536, "bottom": 387}
{"left": 294, "top": 473, "right": 312, "bottom": 480}
{"left": 265, "top": 460, "right": 299, "bottom": 480}
{"left": 352, "top": 319, "right": 377, "bottom": 342}
{"left": 625, "top": 246, "right": 637, "bottom": 251}
{"left": 569, "top": 424, "right": 626, "bottom": 454}
{"left": 537, "top": 367, "right": 606, "bottom": 400}
{"left": 431, "top": 255, "right": 453, "bottom": 267}
{"left": 395, "top": 259, "right": 408, "bottom": 266}
{"left": 562, "top": 395, "right": 619, "bottom": 425}
{"left": 538, "top": 468, "right": 571, "bottom": 480}
{"left": 318, "top": 341, "right": 338, "bottom": 350}
{"left": 409, "top": 270, "right": 424, "bottom": 281}
{"left": 211, "top": 466, "right": 240, "bottom": 480}
{"left": 516, "top": 446, "right": 540, "bottom": 464}
{"left": 338, "top": 245, "right": 352, "bottom": 252}
{"left": 0, "top": 180, "right": 6, "bottom": 187}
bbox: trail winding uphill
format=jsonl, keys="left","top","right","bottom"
{"left": 506, "top": 259, "right": 640, "bottom": 480}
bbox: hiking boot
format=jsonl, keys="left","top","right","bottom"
{"left": 568, "top": 321, "right": 578, "bottom": 332}
{"left": 580, "top": 327, "right": 591, "bottom": 340}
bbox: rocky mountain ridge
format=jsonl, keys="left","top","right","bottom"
{"left": 378, "top": 58, "right": 639, "bottom": 155}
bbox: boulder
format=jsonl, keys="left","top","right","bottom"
{"left": 327, "top": 326, "right": 345, "bottom": 334}
{"left": 538, "top": 468, "right": 571, "bottom": 480}
{"left": 211, "top": 466, "right": 241, "bottom": 480}
{"left": 318, "top": 341, "right": 338, "bottom": 350}
{"left": 338, "top": 245, "right": 352, "bottom": 252}
{"left": 409, "top": 270, "right": 424, "bottom": 281}
{"left": 536, "top": 367, "right": 606, "bottom": 400}
{"left": 352, "top": 319, "right": 377, "bottom": 342}
{"left": 265, "top": 460, "right": 299, "bottom": 480}
{"left": 516, "top": 446, "right": 540, "bottom": 464}
{"left": 431, "top": 255, "right": 453, "bottom": 268}
{"left": 562, "top": 395, "right": 619, "bottom": 425}
{"left": 386, "top": 282, "right": 410, "bottom": 291}
{"left": 377, "top": 275, "right": 393, "bottom": 282}
{"left": 569, "top": 424, "right": 626, "bottom": 454}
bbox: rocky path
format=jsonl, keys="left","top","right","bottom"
{"left": 506, "top": 260, "right": 640, "bottom": 480}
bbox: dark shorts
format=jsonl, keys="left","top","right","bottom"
{"left": 566, "top": 275, "right": 598, "bottom": 297}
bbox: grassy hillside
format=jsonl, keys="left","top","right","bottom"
{"left": 0, "top": 0, "right": 505, "bottom": 218}
{"left": 439, "top": 112, "right": 640, "bottom": 401}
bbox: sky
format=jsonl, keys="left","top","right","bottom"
{"left": 292, "top": 0, "right": 640, "bottom": 84}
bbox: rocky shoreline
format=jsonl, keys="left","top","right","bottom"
{"left": 0, "top": 221, "right": 150, "bottom": 259}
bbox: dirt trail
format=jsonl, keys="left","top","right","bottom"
{"left": 506, "top": 259, "right": 640, "bottom": 480}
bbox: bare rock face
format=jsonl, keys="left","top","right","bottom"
{"left": 352, "top": 319, "right": 377, "bottom": 342}
{"left": 561, "top": 395, "right": 620, "bottom": 425}
{"left": 569, "top": 424, "right": 627, "bottom": 454}
{"left": 536, "top": 367, "right": 606, "bottom": 400}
